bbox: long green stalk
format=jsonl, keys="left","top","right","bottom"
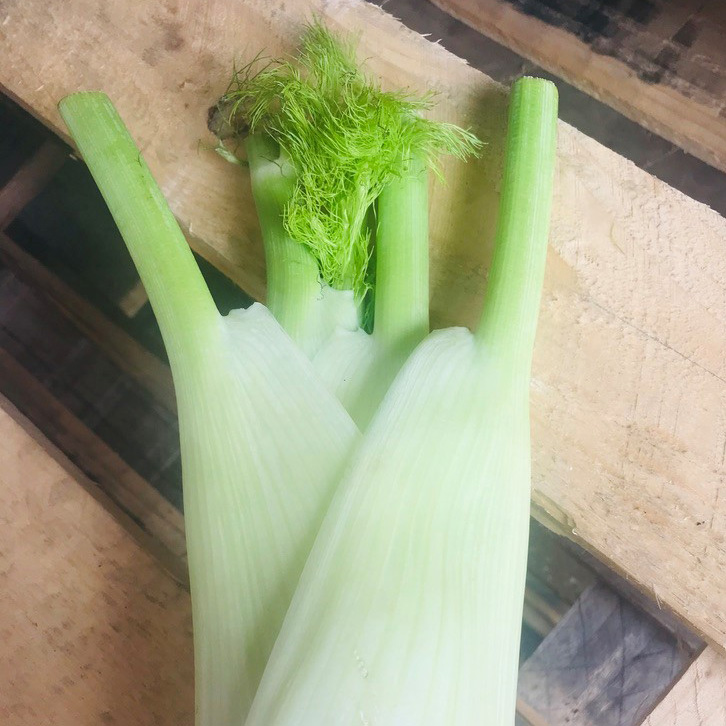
{"left": 246, "top": 145, "right": 433, "bottom": 428}
{"left": 307, "top": 156, "right": 431, "bottom": 428}
{"left": 246, "top": 134, "right": 354, "bottom": 356}
{"left": 373, "top": 155, "right": 430, "bottom": 351}
{"left": 476, "top": 77, "right": 558, "bottom": 373}
{"left": 60, "top": 93, "right": 219, "bottom": 369}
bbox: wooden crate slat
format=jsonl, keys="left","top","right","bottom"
{"left": 642, "top": 647, "right": 726, "bottom": 725}
{"left": 0, "top": 231, "right": 176, "bottom": 412}
{"left": 0, "top": 345, "right": 187, "bottom": 570}
{"left": 428, "top": 0, "right": 726, "bottom": 173}
{"left": 1, "top": 0, "right": 725, "bottom": 651}
{"left": 0, "top": 139, "right": 67, "bottom": 230}
{"left": 517, "top": 582, "right": 693, "bottom": 725}
{"left": 0, "top": 394, "right": 194, "bottom": 725}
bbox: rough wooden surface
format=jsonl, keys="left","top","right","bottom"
{"left": 430, "top": 0, "right": 726, "bottom": 173}
{"left": 643, "top": 647, "right": 726, "bottom": 726}
{"left": 0, "top": 266, "right": 183, "bottom": 507}
{"left": 1, "top": 0, "right": 725, "bottom": 651}
{"left": 517, "top": 583, "right": 692, "bottom": 725}
{"left": 0, "top": 231, "right": 176, "bottom": 412}
{"left": 0, "top": 343, "right": 187, "bottom": 568}
{"left": 0, "top": 394, "right": 194, "bottom": 725}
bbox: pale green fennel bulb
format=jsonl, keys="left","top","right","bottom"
{"left": 59, "top": 93, "right": 360, "bottom": 725}
{"left": 59, "top": 28, "right": 558, "bottom": 726}
{"left": 246, "top": 76, "right": 558, "bottom": 726}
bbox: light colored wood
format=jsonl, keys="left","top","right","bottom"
{"left": 1, "top": 0, "right": 725, "bottom": 652}
{"left": 0, "top": 346, "right": 187, "bottom": 570}
{"left": 118, "top": 278, "right": 149, "bottom": 317}
{"left": 430, "top": 0, "right": 726, "bottom": 173}
{"left": 0, "top": 394, "right": 193, "bottom": 725}
{"left": 643, "top": 648, "right": 726, "bottom": 725}
{"left": 0, "top": 232, "right": 176, "bottom": 413}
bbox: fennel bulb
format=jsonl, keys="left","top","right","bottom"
{"left": 59, "top": 93, "right": 360, "bottom": 725}
{"left": 246, "top": 76, "right": 558, "bottom": 726}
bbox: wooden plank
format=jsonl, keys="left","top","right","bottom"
{"left": 118, "top": 278, "right": 149, "bottom": 317}
{"left": 0, "top": 139, "right": 67, "bottom": 229}
{"left": 569, "top": 536, "right": 703, "bottom": 653}
{"left": 1, "top": 0, "right": 725, "bottom": 652}
{"left": 429, "top": 0, "right": 726, "bottom": 173}
{"left": 0, "top": 394, "right": 193, "bottom": 725}
{"left": 0, "top": 231, "right": 176, "bottom": 412}
{"left": 0, "top": 345, "right": 187, "bottom": 571}
{"left": 643, "top": 647, "right": 726, "bottom": 725}
{"left": 0, "top": 266, "right": 183, "bottom": 505}
{"left": 517, "top": 583, "right": 694, "bottom": 726}
{"left": 523, "top": 521, "right": 598, "bottom": 638}
{"left": 0, "top": 137, "right": 153, "bottom": 319}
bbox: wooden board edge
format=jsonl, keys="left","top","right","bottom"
{"left": 0, "top": 231, "right": 177, "bottom": 413}
{"left": 641, "top": 646, "right": 726, "bottom": 725}
{"left": 0, "top": 387, "right": 188, "bottom": 587}
{"left": 428, "top": 0, "right": 726, "bottom": 174}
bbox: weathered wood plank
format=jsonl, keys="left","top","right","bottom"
{"left": 643, "top": 647, "right": 726, "bottom": 725}
{"left": 0, "top": 0, "right": 725, "bottom": 651}
{"left": 429, "top": 0, "right": 726, "bottom": 173}
{"left": 0, "top": 231, "right": 176, "bottom": 412}
{"left": 0, "top": 394, "right": 194, "bottom": 725}
{"left": 118, "top": 278, "right": 149, "bottom": 317}
{"left": 0, "top": 266, "right": 184, "bottom": 507}
{"left": 0, "top": 346, "right": 187, "bottom": 570}
{"left": 0, "top": 139, "right": 67, "bottom": 229}
{"left": 517, "top": 583, "right": 693, "bottom": 725}
{"left": 0, "top": 136, "right": 153, "bottom": 319}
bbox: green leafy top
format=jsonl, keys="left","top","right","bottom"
{"left": 218, "top": 22, "right": 482, "bottom": 299}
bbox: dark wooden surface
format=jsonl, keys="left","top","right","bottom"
{"left": 369, "top": 0, "right": 726, "bottom": 217}
{"left": 517, "top": 582, "right": 697, "bottom": 725}
{"left": 429, "top": 0, "right": 726, "bottom": 174}
{"left": 0, "top": 268, "right": 183, "bottom": 511}
{"left": 0, "top": 140, "right": 66, "bottom": 230}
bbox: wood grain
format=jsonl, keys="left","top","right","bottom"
{"left": 0, "top": 345, "right": 187, "bottom": 569}
{"left": 517, "top": 583, "right": 691, "bottom": 725}
{"left": 643, "top": 647, "right": 726, "bottom": 726}
{"left": 429, "top": 0, "right": 726, "bottom": 173}
{"left": 0, "top": 232, "right": 176, "bottom": 413}
{"left": 0, "top": 394, "right": 194, "bottom": 725}
{"left": 0, "top": 0, "right": 725, "bottom": 651}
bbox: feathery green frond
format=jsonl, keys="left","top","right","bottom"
{"left": 217, "top": 22, "right": 481, "bottom": 299}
